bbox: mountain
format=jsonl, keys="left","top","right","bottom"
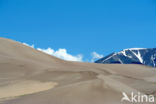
{"left": 0, "top": 38, "right": 156, "bottom": 104}
{"left": 95, "top": 48, "right": 156, "bottom": 67}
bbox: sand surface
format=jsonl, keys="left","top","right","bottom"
{"left": 0, "top": 38, "right": 156, "bottom": 104}
{"left": 0, "top": 80, "right": 57, "bottom": 99}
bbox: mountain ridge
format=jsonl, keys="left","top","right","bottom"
{"left": 95, "top": 48, "right": 156, "bottom": 67}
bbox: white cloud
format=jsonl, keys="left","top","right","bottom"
{"left": 37, "top": 48, "right": 83, "bottom": 62}
{"left": 22, "top": 42, "right": 104, "bottom": 62}
{"left": 23, "top": 43, "right": 34, "bottom": 48}
{"left": 22, "top": 43, "right": 83, "bottom": 61}
{"left": 91, "top": 52, "right": 103, "bottom": 62}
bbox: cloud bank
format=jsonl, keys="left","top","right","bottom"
{"left": 22, "top": 42, "right": 103, "bottom": 62}
{"left": 22, "top": 43, "right": 83, "bottom": 62}
{"left": 37, "top": 48, "right": 83, "bottom": 62}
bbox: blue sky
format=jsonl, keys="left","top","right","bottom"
{"left": 0, "top": 0, "right": 156, "bottom": 61}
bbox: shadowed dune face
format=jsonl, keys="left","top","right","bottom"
{"left": 0, "top": 38, "right": 156, "bottom": 104}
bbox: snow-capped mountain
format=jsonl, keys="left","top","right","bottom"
{"left": 95, "top": 48, "right": 156, "bottom": 67}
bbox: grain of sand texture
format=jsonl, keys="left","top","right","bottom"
{"left": 0, "top": 37, "right": 156, "bottom": 104}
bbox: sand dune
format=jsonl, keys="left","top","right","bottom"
{"left": 0, "top": 38, "right": 156, "bottom": 104}
{"left": 0, "top": 80, "right": 57, "bottom": 99}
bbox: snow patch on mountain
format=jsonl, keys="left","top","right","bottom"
{"left": 95, "top": 48, "right": 156, "bottom": 67}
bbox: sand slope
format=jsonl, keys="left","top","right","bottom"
{"left": 0, "top": 38, "right": 156, "bottom": 104}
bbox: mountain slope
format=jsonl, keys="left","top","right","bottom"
{"left": 0, "top": 38, "right": 156, "bottom": 104}
{"left": 95, "top": 48, "right": 156, "bottom": 67}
